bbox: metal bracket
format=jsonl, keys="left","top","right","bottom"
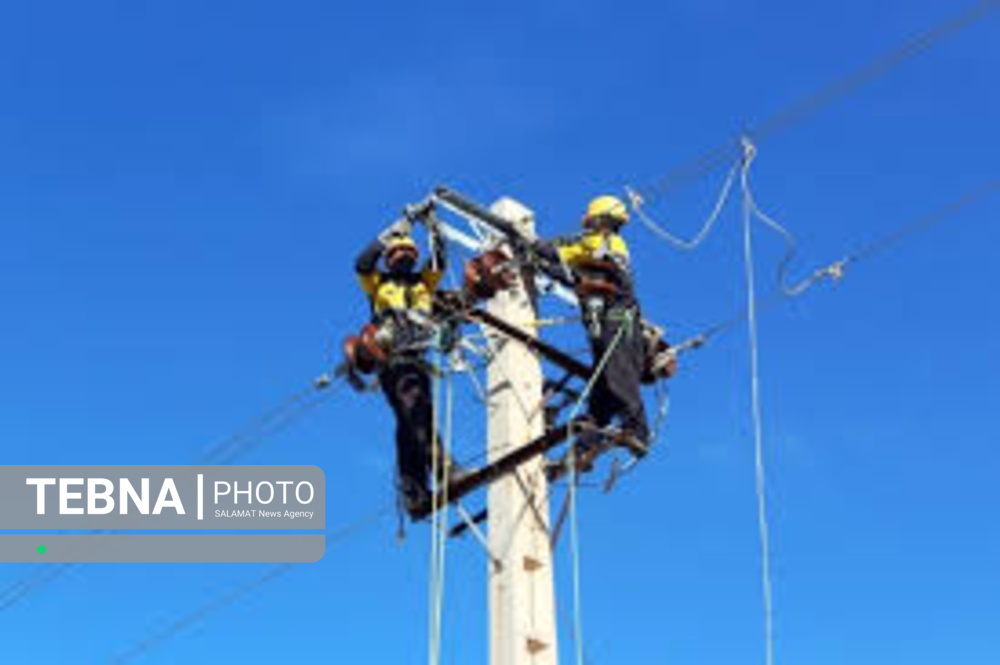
{"left": 454, "top": 503, "right": 503, "bottom": 573}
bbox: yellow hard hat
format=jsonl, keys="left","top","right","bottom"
{"left": 583, "top": 195, "right": 629, "bottom": 227}
{"left": 386, "top": 235, "right": 418, "bottom": 252}
{"left": 385, "top": 235, "right": 419, "bottom": 265}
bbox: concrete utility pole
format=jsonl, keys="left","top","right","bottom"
{"left": 486, "top": 198, "right": 559, "bottom": 665}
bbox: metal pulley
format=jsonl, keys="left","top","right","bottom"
{"left": 463, "top": 248, "right": 516, "bottom": 300}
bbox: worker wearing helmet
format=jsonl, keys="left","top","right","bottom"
{"left": 355, "top": 218, "right": 456, "bottom": 517}
{"left": 540, "top": 195, "right": 650, "bottom": 456}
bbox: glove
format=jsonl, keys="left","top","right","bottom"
{"left": 378, "top": 217, "right": 412, "bottom": 245}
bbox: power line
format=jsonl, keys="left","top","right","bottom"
{"left": 840, "top": 179, "right": 1000, "bottom": 265}
{"left": 200, "top": 382, "right": 332, "bottom": 463}
{"left": 111, "top": 505, "right": 392, "bottom": 665}
{"left": 205, "top": 382, "right": 340, "bottom": 465}
{"left": 633, "top": 0, "right": 1000, "bottom": 204}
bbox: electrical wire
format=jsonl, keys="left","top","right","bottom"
{"left": 628, "top": 157, "right": 741, "bottom": 251}
{"left": 632, "top": 0, "right": 1000, "bottom": 205}
{"left": 676, "top": 177, "right": 1000, "bottom": 352}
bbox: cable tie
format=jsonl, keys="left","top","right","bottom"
{"left": 624, "top": 185, "right": 644, "bottom": 210}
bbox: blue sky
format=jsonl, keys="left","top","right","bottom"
{"left": 1, "top": 1, "right": 998, "bottom": 663}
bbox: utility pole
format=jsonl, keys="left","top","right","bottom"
{"left": 486, "top": 198, "right": 559, "bottom": 665}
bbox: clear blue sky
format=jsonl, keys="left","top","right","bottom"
{"left": 1, "top": 1, "right": 998, "bottom": 663}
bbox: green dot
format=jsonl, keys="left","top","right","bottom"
{"left": 37, "top": 545, "right": 46, "bottom": 555}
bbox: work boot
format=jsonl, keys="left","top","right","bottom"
{"left": 399, "top": 479, "right": 431, "bottom": 520}
{"left": 573, "top": 429, "right": 605, "bottom": 473}
{"left": 545, "top": 426, "right": 602, "bottom": 481}
{"left": 616, "top": 430, "right": 650, "bottom": 460}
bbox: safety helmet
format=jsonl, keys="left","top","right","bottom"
{"left": 385, "top": 235, "right": 419, "bottom": 268}
{"left": 583, "top": 195, "right": 629, "bottom": 229}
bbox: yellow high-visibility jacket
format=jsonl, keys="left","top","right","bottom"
{"left": 556, "top": 231, "right": 631, "bottom": 269}
{"left": 354, "top": 237, "right": 444, "bottom": 318}
{"left": 357, "top": 268, "right": 442, "bottom": 317}
{"left": 545, "top": 230, "right": 636, "bottom": 303}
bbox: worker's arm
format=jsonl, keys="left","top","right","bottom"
{"left": 555, "top": 241, "right": 589, "bottom": 266}
{"left": 355, "top": 239, "right": 384, "bottom": 296}
{"left": 427, "top": 221, "right": 448, "bottom": 272}
{"left": 419, "top": 221, "right": 446, "bottom": 291}
{"left": 608, "top": 233, "right": 631, "bottom": 261}
{"left": 356, "top": 218, "right": 414, "bottom": 294}
{"left": 537, "top": 236, "right": 588, "bottom": 268}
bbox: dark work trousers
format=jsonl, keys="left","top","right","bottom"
{"left": 585, "top": 302, "right": 650, "bottom": 444}
{"left": 379, "top": 357, "right": 435, "bottom": 496}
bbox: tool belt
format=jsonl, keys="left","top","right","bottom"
{"left": 572, "top": 258, "right": 631, "bottom": 301}
{"left": 578, "top": 302, "right": 677, "bottom": 384}
{"left": 581, "top": 297, "right": 638, "bottom": 343}
{"left": 342, "top": 314, "right": 435, "bottom": 376}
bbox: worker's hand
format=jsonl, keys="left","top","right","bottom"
{"left": 663, "top": 355, "right": 678, "bottom": 379}
{"left": 650, "top": 350, "right": 678, "bottom": 379}
{"left": 378, "top": 218, "right": 412, "bottom": 245}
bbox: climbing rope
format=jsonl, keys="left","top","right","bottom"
{"left": 426, "top": 255, "right": 445, "bottom": 665}
{"left": 741, "top": 155, "right": 777, "bottom": 665}
{"left": 558, "top": 309, "right": 635, "bottom": 665}
{"left": 427, "top": 336, "right": 452, "bottom": 665}
{"left": 435, "top": 364, "right": 454, "bottom": 665}
{"left": 736, "top": 140, "right": 802, "bottom": 298}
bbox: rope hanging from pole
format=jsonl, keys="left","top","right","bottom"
{"left": 427, "top": 336, "right": 452, "bottom": 665}
{"left": 740, "top": 140, "right": 778, "bottom": 665}
{"left": 557, "top": 309, "right": 636, "bottom": 665}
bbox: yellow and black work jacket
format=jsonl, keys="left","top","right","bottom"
{"left": 546, "top": 231, "right": 636, "bottom": 305}
{"left": 354, "top": 239, "right": 444, "bottom": 353}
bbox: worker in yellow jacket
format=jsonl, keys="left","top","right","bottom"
{"left": 540, "top": 195, "right": 650, "bottom": 456}
{"left": 354, "top": 219, "right": 454, "bottom": 516}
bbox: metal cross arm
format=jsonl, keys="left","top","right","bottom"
{"left": 434, "top": 185, "right": 577, "bottom": 291}
{"left": 409, "top": 419, "right": 581, "bottom": 521}
{"left": 466, "top": 307, "right": 592, "bottom": 380}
